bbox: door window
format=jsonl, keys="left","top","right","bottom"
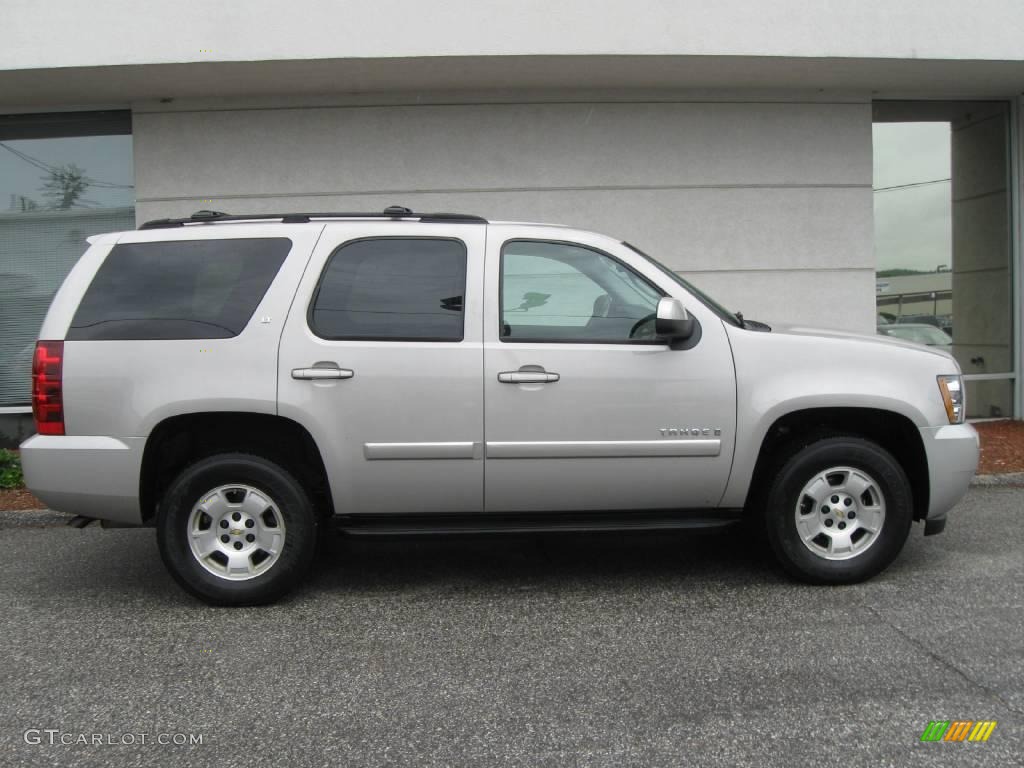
{"left": 501, "top": 240, "right": 662, "bottom": 343}
{"left": 310, "top": 237, "right": 466, "bottom": 341}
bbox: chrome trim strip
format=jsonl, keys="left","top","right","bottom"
{"left": 364, "top": 442, "right": 477, "bottom": 460}
{"left": 485, "top": 439, "right": 721, "bottom": 459}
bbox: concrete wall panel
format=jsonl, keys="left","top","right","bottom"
{"left": 952, "top": 193, "right": 1010, "bottom": 274}
{"left": 682, "top": 269, "right": 877, "bottom": 331}
{"left": 133, "top": 102, "right": 872, "bottom": 197}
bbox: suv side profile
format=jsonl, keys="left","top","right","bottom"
{"left": 21, "top": 208, "right": 979, "bottom": 605}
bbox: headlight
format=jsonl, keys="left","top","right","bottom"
{"left": 937, "top": 375, "right": 965, "bottom": 424}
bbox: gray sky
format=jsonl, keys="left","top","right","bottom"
{"left": 873, "top": 122, "right": 951, "bottom": 273}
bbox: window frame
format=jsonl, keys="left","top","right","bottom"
{"left": 0, "top": 110, "right": 131, "bottom": 141}
{"left": 307, "top": 235, "right": 469, "bottom": 343}
{"left": 498, "top": 238, "right": 668, "bottom": 346}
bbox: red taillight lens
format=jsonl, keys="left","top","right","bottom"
{"left": 32, "top": 340, "right": 64, "bottom": 436}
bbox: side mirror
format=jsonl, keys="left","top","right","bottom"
{"left": 655, "top": 297, "right": 696, "bottom": 345}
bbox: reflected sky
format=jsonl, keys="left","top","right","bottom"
{"left": 873, "top": 122, "right": 951, "bottom": 273}
{"left": 0, "top": 135, "right": 134, "bottom": 211}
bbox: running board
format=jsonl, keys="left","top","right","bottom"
{"left": 334, "top": 509, "right": 742, "bottom": 536}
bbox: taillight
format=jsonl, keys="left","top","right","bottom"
{"left": 32, "top": 340, "right": 64, "bottom": 436}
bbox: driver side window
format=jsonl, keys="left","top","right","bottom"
{"left": 500, "top": 240, "right": 663, "bottom": 343}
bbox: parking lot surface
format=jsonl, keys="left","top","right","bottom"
{"left": 1, "top": 487, "right": 1021, "bottom": 767}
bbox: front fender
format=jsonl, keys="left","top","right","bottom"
{"left": 719, "top": 327, "right": 954, "bottom": 508}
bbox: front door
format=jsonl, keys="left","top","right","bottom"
{"left": 482, "top": 226, "right": 737, "bottom": 513}
{"left": 278, "top": 222, "right": 486, "bottom": 515}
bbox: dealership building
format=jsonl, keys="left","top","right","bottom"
{"left": 1, "top": 1, "right": 1022, "bottom": 444}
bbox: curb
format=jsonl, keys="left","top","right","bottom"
{"left": 970, "top": 473, "right": 1024, "bottom": 487}
{"left": 0, "top": 508, "right": 72, "bottom": 528}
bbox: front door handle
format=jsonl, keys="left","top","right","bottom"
{"left": 497, "top": 370, "right": 560, "bottom": 384}
{"left": 291, "top": 367, "right": 354, "bottom": 380}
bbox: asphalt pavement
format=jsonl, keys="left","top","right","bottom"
{"left": 0, "top": 487, "right": 1021, "bottom": 767}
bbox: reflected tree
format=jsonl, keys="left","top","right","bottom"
{"left": 41, "top": 163, "right": 92, "bottom": 209}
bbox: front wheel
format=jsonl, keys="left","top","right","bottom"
{"left": 764, "top": 437, "right": 913, "bottom": 584}
{"left": 157, "top": 453, "right": 319, "bottom": 605}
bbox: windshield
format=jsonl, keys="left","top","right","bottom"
{"left": 621, "top": 242, "right": 740, "bottom": 327}
{"left": 882, "top": 325, "right": 952, "bottom": 346}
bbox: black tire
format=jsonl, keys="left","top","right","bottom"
{"left": 764, "top": 436, "right": 913, "bottom": 584}
{"left": 157, "top": 453, "right": 318, "bottom": 606}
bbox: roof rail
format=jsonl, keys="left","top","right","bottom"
{"left": 139, "top": 205, "right": 487, "bottom": 230}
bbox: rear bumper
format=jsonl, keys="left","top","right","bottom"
{"left": 920, "top": 423, "right": 979, "bottom": 527}
{"left": 19, "top": 435, "right": 144, "bottom": 525}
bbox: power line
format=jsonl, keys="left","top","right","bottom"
{"left": 873, "top": 178, "right": 951, "bottom": 193}
{"left": 0, "top": 141, "right": 134, "bottom": 190}
{"left": 0, "top": 142, "right": 52, "bottom": 174}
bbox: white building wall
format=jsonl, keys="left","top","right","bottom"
{"left": 133, "top": 98, "right": 874, "bottom": 330}
{"left": 6, "top": 0, "right": 1024, "bottom": 71}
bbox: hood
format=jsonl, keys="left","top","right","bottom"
{"left": 764, "top": 322, "right": 957, "bottom": 362}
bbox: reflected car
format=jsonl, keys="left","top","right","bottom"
{"left": 895, "top": 314, "right": 953, "bottom": 335}
{"left": 878, "top": 323, "right": 953, "bottom": 353}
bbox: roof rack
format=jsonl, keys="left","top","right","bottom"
{"left": 139, "top": 205, "right": 487, "bottom": 230}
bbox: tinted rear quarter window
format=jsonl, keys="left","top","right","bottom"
{"left": 310, "top": 237, "right": 466, "bottom": 341}
{"left": 68, "top": 238, "right": 291, "bottom": 340}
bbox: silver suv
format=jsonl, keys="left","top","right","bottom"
{"left": 21, "top": 207, "right": 979, "bottom": 605}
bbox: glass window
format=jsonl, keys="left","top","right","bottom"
{"left": 501, "top": 240, "right": 662, "bottom": 343}
{"left": 68, "top": 238, "right": 292, "bottom": 340}
{"left": 0, "top": 111, "right": 133, "bottom": 406}
{"left": 310, "top": 238, "right": 466, "bottom": 341}
{"left": 878, "top": 324, "right": 953, "bottom": 347}
{"left": 873, "top": 101, "right": 1014, "bottom": 418}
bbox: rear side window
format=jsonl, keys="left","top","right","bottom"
{"left": 68, "top": 238, "right": 291, "bottom": 340}
{"left": 310, "top": 237, "right": 466, "bottom": 341}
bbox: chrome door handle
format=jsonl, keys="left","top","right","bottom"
{"left": 497, "top": 371, "right": 560, "bottom": 384}
{"left": 291, "top": 367, "right": 354, "bottom": 380}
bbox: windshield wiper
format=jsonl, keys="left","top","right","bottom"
{"left": 735, "top": 311, "right": 746, "bottom": 328}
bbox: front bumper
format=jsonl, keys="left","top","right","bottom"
{"left": 919, "top": 423, "right": 979, "bottom": 529}
{"left": 19, "top": 435, "right": 145, "bottom": 525}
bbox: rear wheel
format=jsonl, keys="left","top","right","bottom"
{"left": 764, "top": 437, "right": 912, "bottom": 584}
{"left": 157, "top": 453, "right": 318, "bottom": 605}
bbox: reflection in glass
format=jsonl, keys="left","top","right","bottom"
{"left": 0, "top": 130, "right": 134, "bottom": 406}
{"left": 873, "top": 103, "right": 1012, "bottom": 419}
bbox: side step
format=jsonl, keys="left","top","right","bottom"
{"left": 334, "top": 509, "right": 742, "bottom": 536}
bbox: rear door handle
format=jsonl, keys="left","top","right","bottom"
{"left": 291, "top": 367, "right": 354, "bottom": 380}
{"left": 497, "top": 370, "right": 560, "bottom": 384}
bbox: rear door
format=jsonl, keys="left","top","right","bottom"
{"left": 278, "top": 222, "right": 486, "bottom": 516}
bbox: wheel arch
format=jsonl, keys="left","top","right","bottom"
{"left": 140, "top": 412, "right": 332, "bottom": 524}
{"left": 742, "top": 407, "right": 929, "bottom": 522}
